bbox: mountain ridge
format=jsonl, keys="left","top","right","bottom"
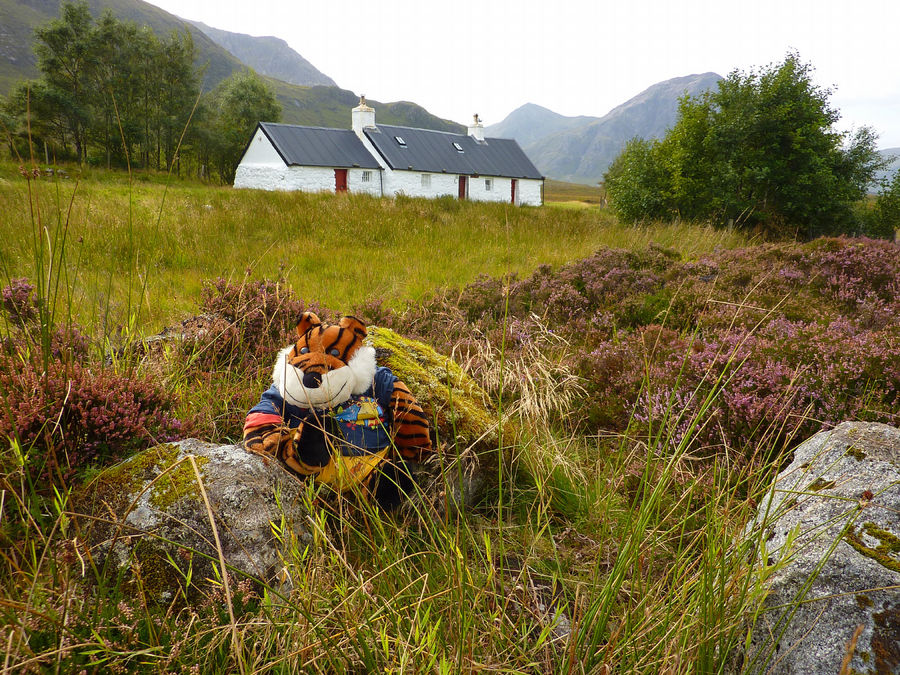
{"left": 0, "top": 0, "right": 462, "bottom": 133}
{"left": 876, "top": 147, "right": 900, "bottom": 185}
{"left": 487, "top": 72, "right": 723, "bottom": 183}
{"left": 188, "top": 20, "right": 336, "bottom": 88}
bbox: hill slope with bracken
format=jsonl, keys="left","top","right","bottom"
{"left": 487, "top": 72, "right": 723, "bottom": 183}
{"left": 0, "top": 0, "right": 462, "bottom": 131}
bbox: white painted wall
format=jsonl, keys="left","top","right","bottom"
{"left": 468, "top": 176, "right": 514, "bottom": 204}
{"left": 518, "top": 179, "right": 543, "bottom": 206}
{"left": 235, "top": 164, "right": 333, "bottom": 191}
{"left": 235, "top": 163, "right": 384, "bottom": 195}
{"left": 348, "top": 169, "right": 383, "bottom": 196}
{"left": 386, "top": 170, "right": 459, "bottom": 198}
{"left": 239, "top": 128, "right": 284, "bottom": 165}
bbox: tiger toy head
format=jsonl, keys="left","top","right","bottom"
{"left": 273, "top": 312, "right": 377, "bottom": 410}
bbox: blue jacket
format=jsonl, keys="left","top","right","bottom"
{"left": 248, "top": 366, "right": 398, "bottom": 456}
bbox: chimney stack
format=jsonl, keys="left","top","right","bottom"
{"left": 352, "top": 95, "right": 376, "bottom": 135}
{"left": 467, "top": 113, "right": 485, "bottom": 142}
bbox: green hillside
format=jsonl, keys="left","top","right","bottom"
{"left": 0, "top": 0, "right": 243, "bottom": 93}
{"left": 0, "top": 0, "right": 463, "bottom": 132}
{"left": 272, "top": 82, "right": 463, "bottom": 131}
{"left": 0, "top": 0, "right": 45, "bottom": 92}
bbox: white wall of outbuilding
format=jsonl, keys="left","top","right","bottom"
{"left": 517, "top": 179, "right": 543, "bottom": 206}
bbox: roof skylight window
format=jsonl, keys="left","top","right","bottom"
{"left": 453, "top": 142, "right": 464, "bottom": 153}
{"left": 395, "top": 136, "right": 406, "bottom": 146}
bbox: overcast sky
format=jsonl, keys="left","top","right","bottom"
{"left": 148, "top": 0, "right": 900, "bottom": 148}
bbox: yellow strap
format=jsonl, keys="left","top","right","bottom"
{"left": 314, "top": 449, "right": 390, "bottom": 493}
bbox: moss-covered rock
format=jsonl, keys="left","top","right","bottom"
{"left": 74, "top": 438, "right": 312, "bottom": 604}
{"left": 78, "top": 327, "right": 505, "bottom": 603}
{"left": 370, "top": 326, "right": 512, "bottom": 510}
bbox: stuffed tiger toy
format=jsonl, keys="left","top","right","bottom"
{"left": 243, "top": 312, "right": 433, "bottom": 509}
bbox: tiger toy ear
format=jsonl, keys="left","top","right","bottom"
{"left": 339, "top": 315, "right": 367, "bottom": 339}
{"left": 295, "top": 311, "right": 322, "bottom": 337}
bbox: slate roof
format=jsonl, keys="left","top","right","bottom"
{"left": 364, "top": 125, "right": 543, "bottom": 179}
{"left": 258, "top": 122, "right": 381, "bottom": 169}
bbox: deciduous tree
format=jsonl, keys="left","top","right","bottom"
{"left": 209, "top": 71, "right": 281, "bottom": 183}
{"left": 606, "top": 53, "right": 885, "bottom": 239}
{"left": 32, "top": 0, "right": 94, "bottom": 162}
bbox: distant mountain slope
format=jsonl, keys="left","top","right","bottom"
{"left": 189, "top": 20, "right": 336, "bottom": 88}
{"left": 0, "top": 0, "right": 462, "bottom": 133}
{"left": 0, "top": 0, "right": 245, "bottom": 93}
{"left": 487, "top": 72, "right": 723, "bottom": 183}
{"left": 272, "top": 83, "right": 463, "bottom": 132}
{"left": 876, "top": 147, "right": 900, "bottom": 185}
{"left": 484, "top": 103, "right": 598, "bottom": 149}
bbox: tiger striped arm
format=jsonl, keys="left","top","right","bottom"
{"left": 389, "top": 379, "right": 433, "bottom": 462}
{"left": 243, "top": 418, "right": 322, "bottom": 478}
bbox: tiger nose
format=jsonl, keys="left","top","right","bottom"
{"left": 302, "top": 371, "right": 323, "bottom": 388}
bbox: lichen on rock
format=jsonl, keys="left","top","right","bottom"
{"left": 734, "top": 422, "right": 900, "bottom": 674}
{"left": 75, "top": 439, "right": 312, "bottom": 604}
{"left": 370, "top": 326, "right": 512, "bottom": 510}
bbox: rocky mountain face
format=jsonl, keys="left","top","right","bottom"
{"left": 189, "top": 20, "right": 336, "bottom": 88}
{"left": 487, "top": 72, "right": 723, "bottom": 184}
{"left": 484, "top": 103, "right": 597, "bottom": 150}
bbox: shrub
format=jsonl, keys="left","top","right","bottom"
{"left": 0, "top": 358, "right": 185, "bottom": 482}
{"left": 605, "top": 53, "right": 884, "bottom": 239}
{"left": 1, "top": 277, "right": 39, "bottom": 327}
{"left": 392, "top": 237, "right": 900, "bottom": 458}
{"left": 0, "top": 278, "right": 186, "bottom": 484}
{"left": 192, "top": 275, "right": 335, "bottom": 370}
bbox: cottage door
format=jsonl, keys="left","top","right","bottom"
{"left": 510, "top": 179, "right": 518, "bottom": 205}
{"left": 334, "top": 169, "right": 348, "bottom": 192}
{"left": 458, "top": 176, "right": 468, "bottom": 200}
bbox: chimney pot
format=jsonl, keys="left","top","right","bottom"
{"left": 352, "top": 94, "right": 376, "bottom": 134}
{"left": 468, "top": 113, "right": 485, "bottom": 142}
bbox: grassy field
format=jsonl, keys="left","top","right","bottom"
{"left": 0, "top": 164, "right": 746, "bottom": 336}
{"left": 543, "top": 179, "right": 606, "bottom": 205}
{"left": 5, "top": 163, "right": 893, "bottom": 672}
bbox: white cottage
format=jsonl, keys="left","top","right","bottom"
{"left": 234, "top": 98, "right": 544, "bottom": 206}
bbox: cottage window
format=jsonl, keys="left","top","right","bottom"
{"left": 395, "top": 136, "right": 407, "bottom": 146}
{"left": 362, "top": 170, "right": 372, "bottom": 182}
{"left": 452, "top": 142, "right": 464, "bottom": 153}
{"left": 421, "top": 174, "right": 431, "bottom": 188}
{"left": 485, "top": 178, "right": 492, "bottom": 191}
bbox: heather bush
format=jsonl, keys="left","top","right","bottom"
{"left": 582, "top": 315, "right": 900, "bottom": 456}
{"left": 0, "top": 357, "right": 184, "bottom": 482}
{"left": 198, "top": 275, "right": 307, "bottom": 365}
{"left": 1, "top": 277, "right": 39, "bottom": 327}
{"left": 162, "top": 276, "right": 341, "bottom": 441}
{"left": 0, "top": 278, "right": 186, "bottom": 484}
{"left": 387, "top": 237, "right": 900, "bottom": 458}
